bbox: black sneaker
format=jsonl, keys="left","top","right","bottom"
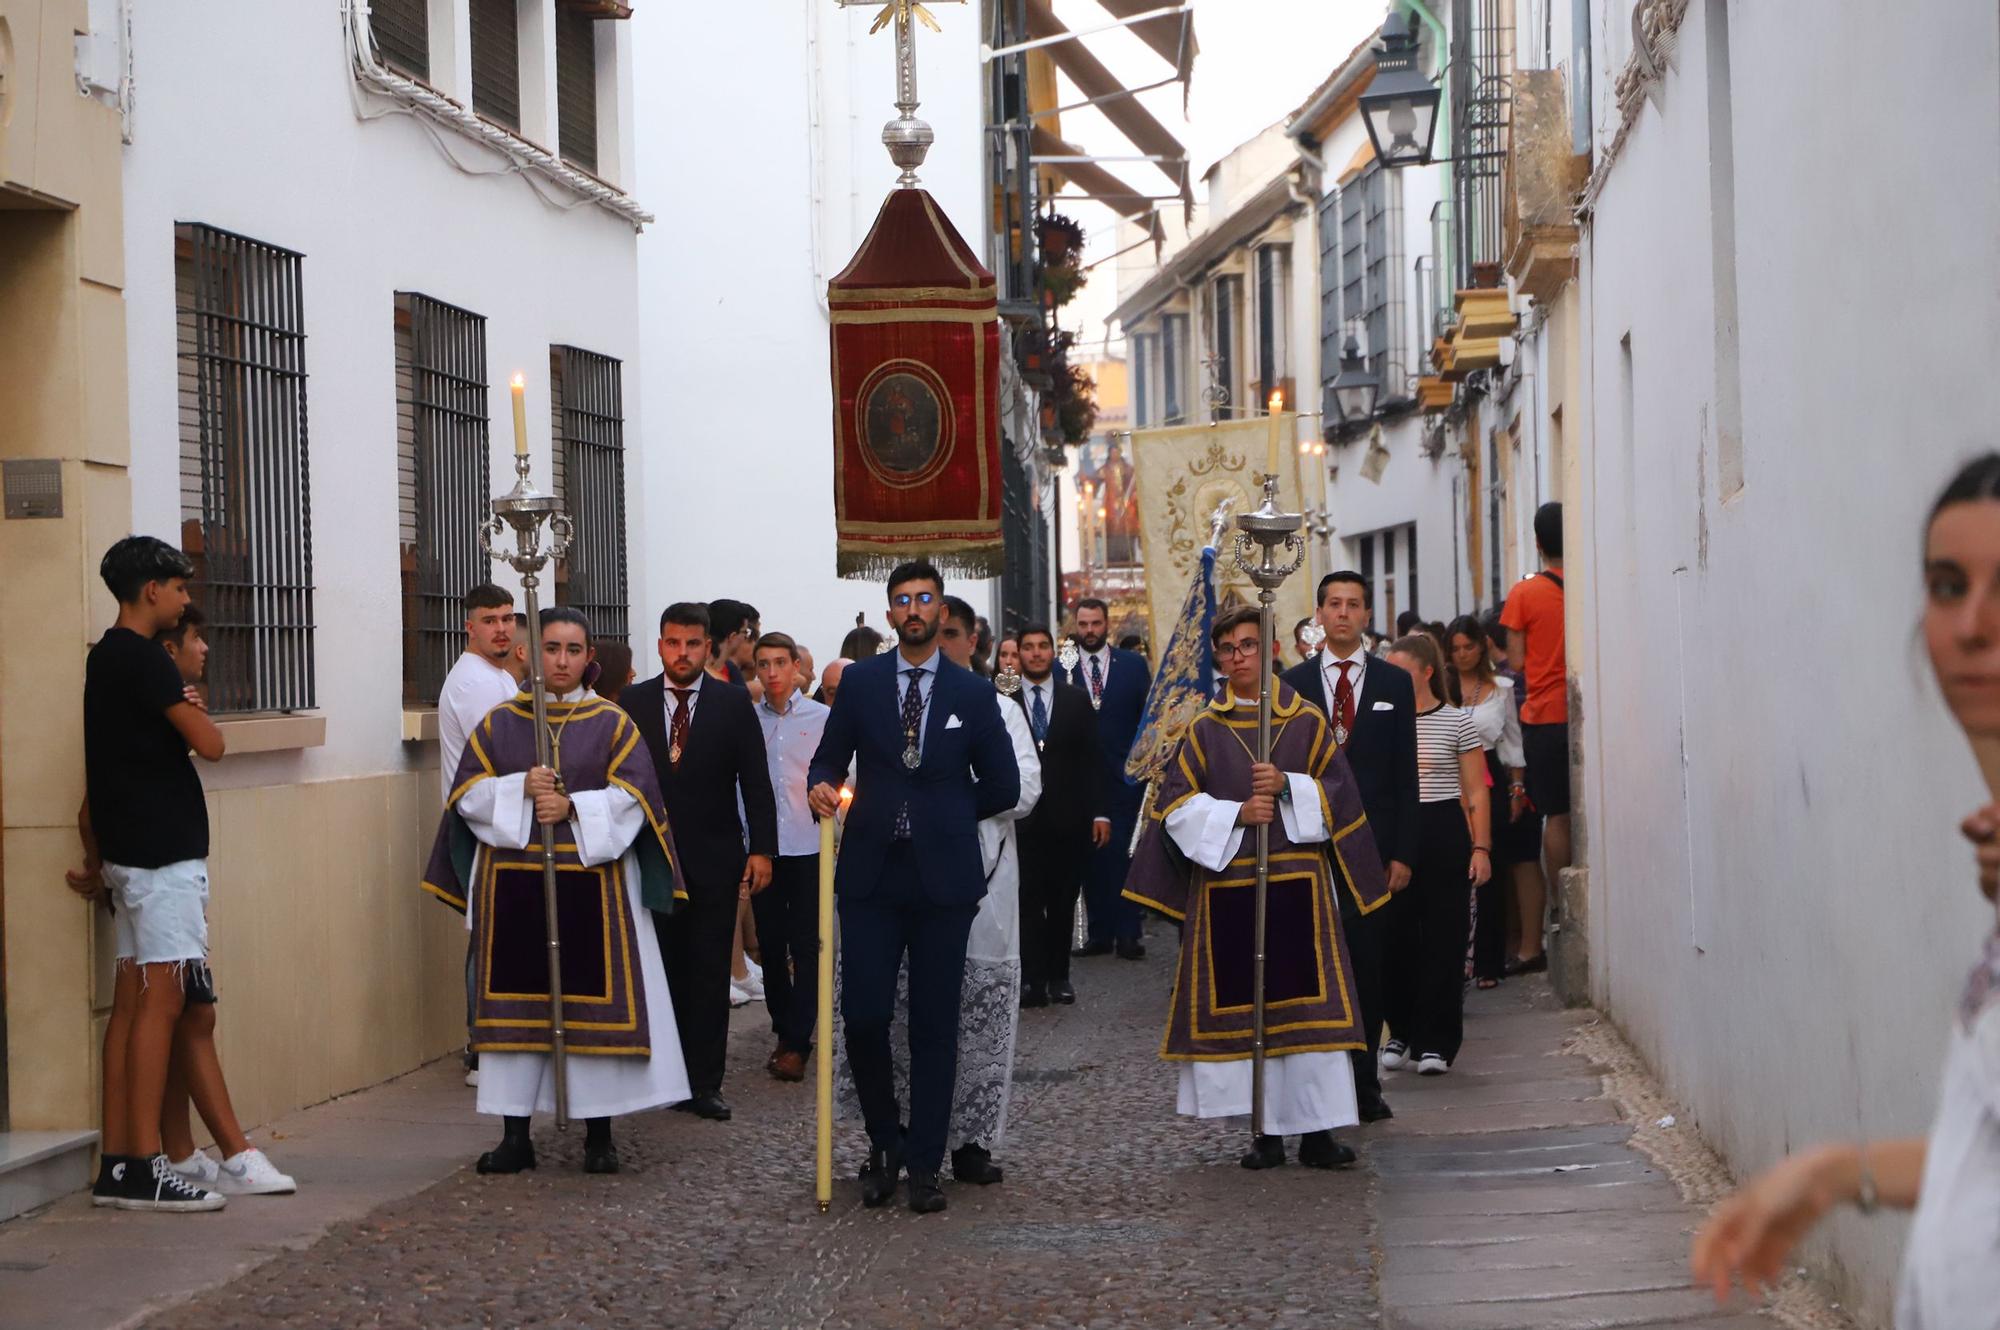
{"left": 118, "top": 1152, "right": 226, "bottom": 1212}
{"left": 92, "top": 1154, "right": 132, "bottom": 1208}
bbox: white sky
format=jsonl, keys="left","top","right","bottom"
{"left": 1049, "top": 0, "right": 1387, "bottom": 356}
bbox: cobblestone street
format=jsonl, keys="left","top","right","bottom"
{"left": 0, "top": 948, "right": 1796, "bottom": 1330}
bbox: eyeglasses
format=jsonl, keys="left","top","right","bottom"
{"left": 892, "top": 591, "right": 938, "bottom": 607}
{"left": 1214, "top": 640, "right": 1264, "bottom": 659}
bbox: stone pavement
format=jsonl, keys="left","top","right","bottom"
{"left": 0, "top": 947, "right": 1785, "bottom": 1330}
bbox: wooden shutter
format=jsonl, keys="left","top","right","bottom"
{"left": 469, "top": 0, "right": 521, "bottom": 132}
{"left": 370, "top": 0, "right": 429, "bottom": 80}
{"left": 555, "top": 8, "right": 599, "bottom": 173}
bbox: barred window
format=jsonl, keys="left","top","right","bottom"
{"left": 1131, "top": 333, "right": 1154, "bottom": 430}
{"left": 469, "top": 0, "right": 521, "bottom": 132}
{"left": 397, "top": 293, "right": 492, "bottom": 706}
{"left": 554, "top": 6, "right": 599, "bottom": 173}
{"left": 1209, "top": 274, "right": 1241, "bottom": 422}
{"left": 549, "top": 347, "right": 629, "bottom": 642}
{"left": 176, "top": 223, "right": 315, "bottom": 715}
{"left": 1162, "top": 312, "right": 1188, "bottom": 426}
{"left": 1255, "top": 244, "right": 1288, "bottom": 407}
{"left": 369, "top": 0, "right": 429, "bottom": 81}
{"left": 1324, "top": 165, "right": 1407, "bottom": 419}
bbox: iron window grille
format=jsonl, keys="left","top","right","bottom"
{"left": 469, "top": 0, "right": 522, "bottom": 132}
{"left": 554, "top": 6, "right": 598, "bottom": 174}
{"left": 1449, "top": 0, "right": 1513, "bottom": 288}
{"left": 1324, "top": 166, "right": 1406, "bottom": 421}
{"left": 1162, "top": 313, "right": 1188, "bottom": 425}
{"left": 1208, "top": 274, "right": 1241, "bottom": 422}
{"left": 1000, "top": 443, "right": 1048, "bottom": 635}
{"left": 1132, "top": 332, "right": 1154, "bottom": 429}
{"left": 549, "top": 346, "right": 630, "bottom": 643}
{"left": 396, "top": 293, "right": 492, "bottom": 706}
{"left": 369, "top": 0, "right": 430, "bottom": 80}
{"left": 1255, "top": 244, "right": 1288, "bottom": 407}
{"left": 175, "top": 223, "right": 316, "bottom": 715}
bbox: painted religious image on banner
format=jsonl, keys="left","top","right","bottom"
{"left": 858, "top": 360, "right": 952, "bottom": 486}
{"left": 1076, "top": 439, "right": 1141, "bottom": 568}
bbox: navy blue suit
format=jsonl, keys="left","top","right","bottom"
{"left": 807, "top": 648, "right": 1020, "bottom": 1173}
{"left": 1063, "top": 646, "right": 1150, "bottom": 945}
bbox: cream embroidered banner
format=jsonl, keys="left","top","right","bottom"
{"left": 1130, "top": 416, "right": 1314, "bottom": 667}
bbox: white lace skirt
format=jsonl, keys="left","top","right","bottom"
{"left": 833, "top": 956, "right": 1022, "bottom": 1154}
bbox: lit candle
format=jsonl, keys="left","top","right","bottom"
{"left": 510, "top": 373, "right": 528, "bottom": 457}
{"left": 1265, "top": 389, "right": 1285, "bottom": 476}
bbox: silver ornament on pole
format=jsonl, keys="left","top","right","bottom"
{"left": 836, "top": 0, "right": 966, "bottom": 187}
{"left": 484, "top": 447, "right": 576, "bottom": 1129}
{"left": 1230, "top": 472, "right": 1306, "bottom": 1143}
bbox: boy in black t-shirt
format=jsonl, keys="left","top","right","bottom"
{"left": 68, "top": 537, "right": 230, "bottom": 1212}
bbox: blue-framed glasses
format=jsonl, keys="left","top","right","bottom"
{"left": 893, "top": 591, "right": 938, "bottom": 608}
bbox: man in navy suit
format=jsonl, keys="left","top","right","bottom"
{"left": 1281, "top": 571, "right": 1419, "bottom": 1123}
{"left": 808, "top": 561, "right": 1020, "bottom": 1214}
{"left": 1065, "top": 597, "right": 1151, "bottom": 959}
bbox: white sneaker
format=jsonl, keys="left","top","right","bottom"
{"left": 170, "top": 1148, "right": 221, "bottom": 1189}
{"left": 465, "top": 1067, "right": 481, "bottom": 1087}
{"left": 215, "top": 1147, "right": 296, "bottom": 1195}
{"left": 1416, "top": 1052, "right": 1450, "bottom": 1076}
{"left": 1379, "top": 1040, "right": 1409, "bottom": 1071}
{"left": 738, "top": 967, "right": 765, "bottom": 1002}
{"left": 728, "top": 981, "right": 754, "bottom": 1008}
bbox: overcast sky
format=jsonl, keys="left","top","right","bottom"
{"left": 1048, "top": 0, "right": 1386, "bottom": 352}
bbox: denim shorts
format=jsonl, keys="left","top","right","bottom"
{"left": 105, "top": 859, "right": 210, "bottom": 966}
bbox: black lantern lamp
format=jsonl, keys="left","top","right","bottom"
{"left": 1358, "top": 12, "right": 1441, "bottom": 168}
{"left": 1330, "top": 333, "right": 1381, "bottom": 424}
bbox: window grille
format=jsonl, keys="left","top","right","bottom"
{"left": 1209, "top": 274, "right": 1241, "bottom": 422}
{"left": 470, "top": 0, "right": 521, "bottom": 132}
{"left": 1450, "top": 0, "right": 1513, "bottom": 287}
{"left": 1162, "top": 313, "right": 1188, "bottom": 425}
{"left": 1332, "top": 167, "right": 1407, "bottom": 402}
{"left": 549, "top": 347, "right": 629, "bottom": 643}
{"left": 370, "top": 0, "right": 430, "bottom": 80}
{"left": 175, "top": 223, "right": 316, "bottom": 715}
{"left": 1132, "top": 333, "right": 1153, "bottom": 430}
{"left": 555, "top": 6, "right": 598, "bottom": 173}
{"left": 1255, "top": 245, "right": 1287, "bottom": 406}
{"left": 396, "top": 293, "right": 492, "bottom": 706}
{"left": 1317, "top": 189, "right": 1341, "bottom": 425}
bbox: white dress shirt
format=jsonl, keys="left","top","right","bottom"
{"left": 437, "top": 651, "right": 520, "bottom": 805}
{"left": 664, "top": 670, "right": 707, "bottom": 729}
{"left": 1319, "top": 643, "right": 1371, "bottom": 720}
{"left": 758, "top": 689, "right": 831, "bottom": 857}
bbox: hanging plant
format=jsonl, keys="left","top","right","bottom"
{"left": 1057, "top": 364, "right": 1098, "bottom": 444}
{"left": 1037, "top": 212, "right": 1086, "bottom": 266}
{"left": 1040, "top": 260, "right": 1088, "bottom": 310}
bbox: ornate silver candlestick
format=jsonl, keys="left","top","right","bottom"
{"left": 1230, "top": 472, "right": 1306, "bottom": 1141}
{"left": 485, "top": 451, "right": 575, "bottom": 1127}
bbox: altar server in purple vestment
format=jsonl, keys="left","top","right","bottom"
{"left": 1124, "top": 607, "right": 1390, "bottom": 1172}
{"left": 423, "top": 608, "right": 690, "bottom": 1175}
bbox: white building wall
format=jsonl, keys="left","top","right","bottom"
{"left": 631, "top": 6, "right": 990, "bottom": 671}
{"left": 121, "top": 0, "right": 642, "bottom": 790}
{"left": 1577, "top": 0, "right": 2000, "bottom": 1316}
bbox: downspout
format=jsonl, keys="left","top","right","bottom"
{"left": 1402, "top": 0, "right": 1450, "bottom": 158}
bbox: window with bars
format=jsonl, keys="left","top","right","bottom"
{"left": 1131, "top": 333, "right": 1154, "bottom": 429}
{"left": 554, "top": 6, "right": 599, "bottom": 173}
{"left": 1209, "top": 274, "right": 1241, "bottom": 422}
{"left": 369, "top": 0, "right": 429, "bottom": 81}
{"left": 176, "top": 223, "right": 316, "bottom": 715}
{"left": 1162, "top": 313, "right": 1188, "bottom": 425}
{"left": 1255, "top": 245, "right": 1288, "bottom": 408}
{"left": 549, "top": 347, "right": 629, "bottom": 643}
{"left": 1325, "top": 166, "right": 1407, "bottom": 414}
{"left": 469, "top": 0, "right": 521, "bottom": 132}
{"left": 396, "top": 293, "right": 492, "bottom": 706}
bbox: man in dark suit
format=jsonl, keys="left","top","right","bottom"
{"left": 807, "top": 561, "right": 1019, "bottom": 1215}
{"left": 1064, "top": 597, "right": 1151, "bottom": 959}
{"left": 1281, "top": 571, "right": 1418, "bottom": 1123}
{"left": 621, "top": 602, "right": 778, "bottom": 1122}
{"left": 1010, "top": 622, "right": 1106, "bottom": 1007}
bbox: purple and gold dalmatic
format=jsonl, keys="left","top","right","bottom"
{"left": 422, "top": 694, "right": 683, "bottom": 1058}
{"left": 1124, "top": 682, "right": 1389, "bottom": 1062}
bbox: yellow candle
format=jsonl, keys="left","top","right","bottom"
{"left": 815, "top": 786, "right": 851, "bottom": 1213}
{"left": 511, "top": 373, "right": 528, "bottom": 457}
{"left": 1265, "top": 389, "right": 1285, "bottom": 476}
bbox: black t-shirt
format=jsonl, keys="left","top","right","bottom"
{"left": 84, "top": 627, "right": 209, "bottom": 868}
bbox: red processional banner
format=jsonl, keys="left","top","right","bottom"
{"left": 828, "top": 188, "right": 1003, "bottom": 579}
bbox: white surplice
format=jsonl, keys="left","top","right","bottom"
{"left": 1162, "top": 772, "right": 1360, "bottom": 1136}
{"left": 456, "top": 696, "right": 690, "bottom": 1118}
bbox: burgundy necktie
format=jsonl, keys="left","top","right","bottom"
{"left": 669, "top": 688, "right": 693, "bottom": 764}
{"left": 1333, "top": 661, "right": 1357, "bottom": 737}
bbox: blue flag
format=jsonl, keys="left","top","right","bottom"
{"left": 1124, "top": 543, "right": 1219, "bottom": 785}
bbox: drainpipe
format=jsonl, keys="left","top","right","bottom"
{"left": 1402, "top": 0, "right": 1451, "bottom": 159}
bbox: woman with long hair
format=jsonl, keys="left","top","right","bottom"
{"left": 1378, "top": 633, "right": 1491, "bottom": 1077}
{"left": 1693, "top": 456, "right": 2000, "bottom": 1321}
{"left": 1446, "top": 615, "right": 1539, "bottom": 988}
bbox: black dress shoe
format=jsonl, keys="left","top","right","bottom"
{"left": 1020, "top": 984, "right": 1048, "bottom": 1009}
{"left": 1358, "top": 1094, "right": 1394, "bottom": 1123}
{"left": 950, "top": 1143, "right": 1004, "bottom": 1185}
{"left": 676, "top": 1094, "right": 731, "bottom": 1121}
{"left": 1115, "top": 939, "right": 1146, "bottom": 961}
{"left": 1050, "top": 979, "right": 1076, "bottom": 1005}
{"left": 475, "top": 1137, "right": 537, "bottom": 1174}
{"left": 1298, "top": 1131, "right": 1357, "bottom": 1169}
{"left": 1239, "top": 1134, "right": 1287, "bottom": 1170}
{"left": 906, "top": 1169, "right": 948, "bottom": 1213}
{"left": 859, "top": 1145, "right": 902, "bottom": 1207}
{"left": 1071, "top": 940, "right": 1113, "bottom": 958}
{"left": 583, "top": 1140, "right": 621, "bottom": 1174}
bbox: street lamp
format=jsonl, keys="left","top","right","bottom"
{"left": 1329, "top": 333, "right": 1381, "bottom": 425}
{"left": 1358, "top": 12, "right": 1441, "bottom": 169}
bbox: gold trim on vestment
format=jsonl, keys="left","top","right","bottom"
{"left": 472, "top": 847, "right": 643, "bottom": 1041}
{"left": 1200, "top": 866, "right": 1328, "bottom": 1017}
{"left": 836, "top": 518, "right": 1005, "bottom": 536}
{"left": 830, "top": 284, "right": 995, "bottom": 303}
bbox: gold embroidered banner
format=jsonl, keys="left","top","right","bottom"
{"left": 1130, "top": 416, "right": 1313, "bottom": 667}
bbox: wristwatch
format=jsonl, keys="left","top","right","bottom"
{"left": 1278, "top": 778, "right": 1293, "bottom": 804}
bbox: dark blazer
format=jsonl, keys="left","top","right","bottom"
{"left": 1062, "top": 645, "right": 1149, "bottom": 813}
{"left": 621, "top": 674, "right": 778, "bottom": 898}
{"left": 1282, "top": 653, "right": 1419, "bottom": 869}
{"left": 807, "top": 650, "right": 1020, "bottom": 906}
{"left": 1010, "top": 677, "right": 1103, "bottom": 838}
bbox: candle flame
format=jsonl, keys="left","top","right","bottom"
{"left": 510, "top": 372, "right": 526, "bottom": 390}
{"left": 839, "top": 787, "right": 854, "bottom": 804}
{"left": 1268, "top": 389, "right": 1284, "bottom": 414}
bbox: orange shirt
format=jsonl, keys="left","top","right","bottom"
{"left": 1500, "top": 572, "right": 1567, "bottom": 724}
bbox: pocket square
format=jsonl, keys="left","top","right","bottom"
{"left": 1372, "top": 700, "right": 1396, "bottom": 711}
{"left": 945, "top": 714, "right": 963, "bottom": 730}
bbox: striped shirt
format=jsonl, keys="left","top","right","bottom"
{"left": 1415, "top": 703, "right": 1482, "bottom": 803}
